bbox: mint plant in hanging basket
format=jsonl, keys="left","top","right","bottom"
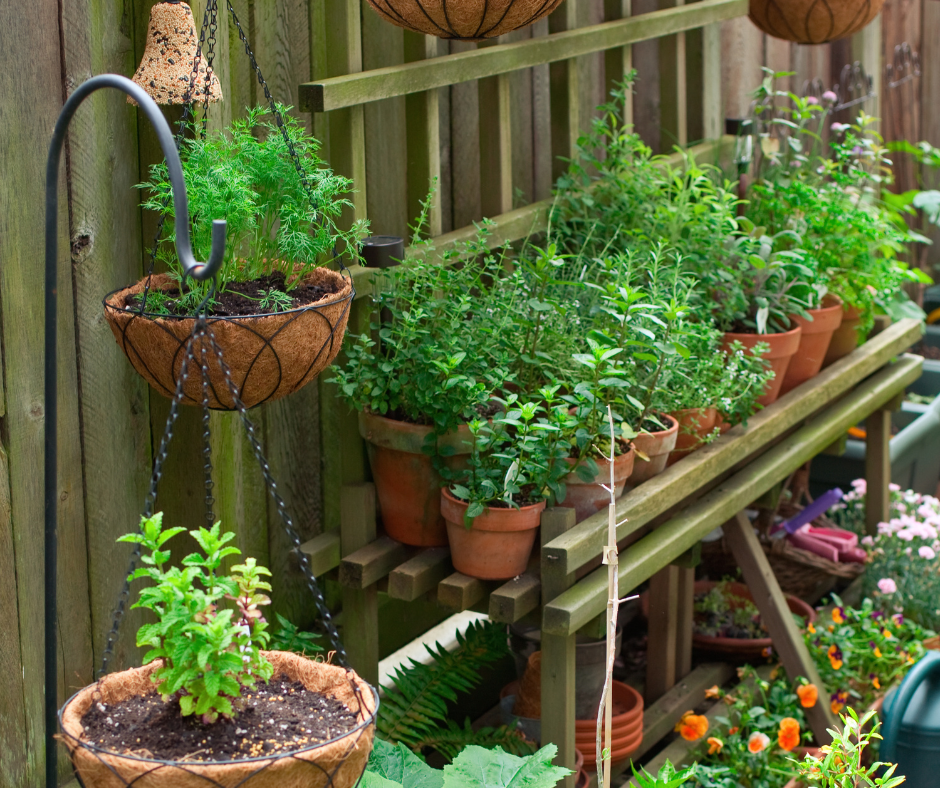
{"left": 59, "top": 514, "right": 377, "bottom": 788}
{"left": 104, "top": 106, "right": 367, "bottom": 409}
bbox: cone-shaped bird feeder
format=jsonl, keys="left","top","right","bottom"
{"left": 129, "top": 1, "right": 222, "bottom": 105}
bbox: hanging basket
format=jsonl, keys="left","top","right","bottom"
{"left": 103, "top": 268, "right": 353, "bottom": 410}
{"left": 59, "top": 652, "right": 377, "bottom": 788}
{"left": 365, "top": 0, "right": 565, "bottom": 40}
{"left": 748, "top": 0, "right": 884, "bottom": 45}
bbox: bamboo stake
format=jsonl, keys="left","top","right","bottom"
{"left": 595, "top": 406, "right": 637, "bottom": 788}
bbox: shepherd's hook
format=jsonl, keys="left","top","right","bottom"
{"left": 43, "top": 74, "right": 226, "bottom": 788}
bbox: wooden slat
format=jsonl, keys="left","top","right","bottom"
{"left": 340, "top": 484, "right": 380, "bottom": 685}
{"left": 541, "top": 507, "right": 578, "bottom": 602}
{"left": 480, "top": 69, "right": 514, "bottom": 217}
{"left": 701, "top": 22, "right": 721, "bottom": 140}
{"left": 405, "top": 33, "right": 444, "bottom": 235}
{"left": 542, "top": 319, "right": 924, "bottom": 584}
{"left": 299, "top": 0, "right": 748, "bottom": 111}
{"left": 542, "top": 632, "right": 577, "bottom": 788}
{"left": 340, "top": 535, "right": 410, "bottom": 588}
{"left": 865, "top": 408, "right": 891, "bottom": 536}
{"left": 646, "top": 565, "right": 679, "bottom": 702}
{"left": 489, "top": 573, "right": 541, "bottom": 622}
{"left": 438, "top": 572, "right": 489, "bottom": 610}
{"left": 388, "top": 547, "right": 451, "bottom": 601}
{"left": 542, "top": 353, "right": 923, "bottom": 636}
{"left": 676, "top": 565, "right": 694, "bottom": 678}
{"left": 724, "top": 512, "right": 837, "bottom": 742}
{"left": 299, "top": 532, "right": 342, "bottom": 577}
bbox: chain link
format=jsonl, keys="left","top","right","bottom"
{"left": 200, "top": 342, "right": 216, "bottom": 528}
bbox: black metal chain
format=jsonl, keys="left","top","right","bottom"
{"left": 200, "top": 343, "right": 216, "bottom": 528}
{"left": 200, "top": 0, "right": 219, "bottom": 139}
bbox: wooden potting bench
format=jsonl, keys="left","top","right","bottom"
{"left": 300, "top": 316, "right": 922, "bottom": 785}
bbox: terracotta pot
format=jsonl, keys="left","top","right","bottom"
{"left": 667, "top": 408, "right": 719, "bottom": 466}
{"left": 574, "top": 681, "right": 644, "bottom": 767}
{"left": 749, "top": 0, "right": 884, "bottom": 45}
{"left": 104, "top": 271, "right": 353, "bottom": 410}
{"left": 359, "top": 411, "right": 472, "bottom": 546}
{"left": 822, "top": 305, "right": 863, "bottom": 368}
{"left": 59, "top": 652, "right": 377, "bottom": 788}
{"left": 560, "top": 446, "right": 635, "bottom": 522}
{"left": 441, "top": 489, "right": 545, "bottom": 579}
{"left": 721, "top": 325, "right": 802, "bottom": 407}
{"left": 780, "top": 297, "right": 845, "bottom": 395}
{"left": 364, "top": 0, "right": 565, "bottom": 40}
{"left": 627, "top": 414, "right": 679, "bottom": 485}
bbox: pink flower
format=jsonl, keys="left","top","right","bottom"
{"left": 852, "top": 479, "right": 867, "bottom": 495}
{"left": 806, "top": 96, "right": 819, "bottom": 105}
{"left": 890, "top": 483, "right": 902, "bottom": 492}
{"left": 823, "top": 90, "right": 838, "bottom": 103}
{"left": 831, "top": 122, "right": 849, "bottom": 132}
{"left": 862, "top": 535, "right": 874, "bottom": 547}
{"left": 878, "top": 578, "right": 898, "bottom": 594}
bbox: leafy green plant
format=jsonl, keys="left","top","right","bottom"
{"left": 139, "top": 105, "right": 366, "bottom": 313}
{"left": 694, "top": 580, "right": 768, "bottom": 640}
{"left": 378, "top": 619, "right": 533, "bottom": 760}
{"left": 362, "top": 739, "right": 570, "bottom": 788}
{"left": 628, "top": 762, "right": 699, "bottom": 788}
{"left": 268, "top": 612, "right": 324, "bottom": 655}
{"left": 118, "top": 514, "right": 273, "bottom": 722}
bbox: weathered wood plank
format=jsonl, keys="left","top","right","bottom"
{"left": 676, "top": 565, "right": 694, "bottom": 678}
{"left": 341, "top": 483, "right": 380, "bottom": 684}
{"left": 489, "top": 573, "right": 541, "bottom": 623}
{"left": 388, "top": 547, "right": 451, "bottom": 601}
{"left": 541, "top": 507, "right": 578, "bottom": 602}
{"left": 542, "top": 632, "right": 577, "bottom": 788}
{"left": 438, "top": 572, "right": 489, "bottom": 610}
{"left": 405, "top": 33, "right": 444, "bottom": 235}
{"left": 299, "top": 532, "right": 342, "bottom": 577}
{"left": 543, "top": 353, "right": 923, "bottom": 636}
{"left": 543, "top": 319, "right": 924, "bottom": 583}
{"left": 724, "top": 511, "right": 837, "bottom": 742}
{"left": 300, "top": 0, "right": 749, "bottom": 111}
{"left": 646, "top": 565, "right": 679, "bottom": 702}
{"left": 865, "top": 408, "right": 891, "bottom": 536}
{"left": 340, "top": 536, "right": 411, "bottom": 588}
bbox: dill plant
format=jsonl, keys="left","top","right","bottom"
{"left": 139, "top": 105, "right": 367, "bottom": 314}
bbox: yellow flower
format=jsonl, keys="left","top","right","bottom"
{"left": 828, "top": 625, "right": 835, "bottom": 632}
{"left": 807, "top": 623, "right": 816, "bottom": 634}
{"left": 883, "top": 628, "right": 893, "bottom": 638}
{"left": 873, "top": 647, "right": 883, "bottom": 658}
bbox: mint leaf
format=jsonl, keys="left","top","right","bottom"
{"left": 443, "top": 745, "right": 570, "bottom": 788}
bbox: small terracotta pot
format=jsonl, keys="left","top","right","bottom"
{"left": 780, "top": 297, "right": 844, "bottom": 394}
{"left": 560, "top": 446, "right": 635, "bottom": 522}
{"left": 822, "top": 305, "right": 863, "bottom": 368}
{"left": 575, "top": 681, "right": 644, "bottom": 767}
{"left": 441, "top": 488, "right": 545, "bottom": 579}
{"left": 627, "top": 414, "right": 679, "bottom": 485}
{"left": 667, "top": 407, "right": 719, "bottom": 466}
{"left": 359, "top": 411, "right": 472, "bottom": 547}
{"left": 722, "top": 325, "right": 802, "bottom": 406}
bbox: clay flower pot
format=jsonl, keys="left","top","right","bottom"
{"left": 722, "top": 325, "right": 802, "bottom": 407}
{"left": 103, "top": 270, "right": 353, "bottom": 410}
{"left": 780, "top": 296, "right": 845, "bottom": 394}
{"left": 359, "top": 411, "right": 472, "bottom": 546}
{"left": 667, "top": 407, "right": 719, "bottom": 466}
{"left": 627, "top": 414, "right": 679, "bottom": 485}
{"left": 441, "top": 488, "right": 545, "bottom": 579}
{"left": 59, "top": 652, "right": 377, "bottom": 788}
{"left": 364, "top": 0, "right": 565, "bottom": 40}
{"left": 749, "top": 0, "right": 884, "bottom": 45}
{"left": 559, "top": 445, "right": 635, "bottom": 522}
{"left": 574, "top": 681, "right": 644, "bottom": 767}
{"left": 823, "top": 305, "right": 864, "bottom": 368}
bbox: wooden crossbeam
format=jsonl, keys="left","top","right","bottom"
{"left": 339, "top": 536, "right": 411, "bottom": 588}
{"left": 438, "top": 572, "right": 490, "bottom": 610}
{"left": 489, "top": 573, "right": 541, "bottom": 622}
{"left": 298, "top": 532, "right": 341, "bottom": 577}
{"left": 387, "top": 548, "right": 451, "bottom": 601}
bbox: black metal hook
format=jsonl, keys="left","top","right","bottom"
{"left": 43, "top": 73, "right": 226, "bottom": 788}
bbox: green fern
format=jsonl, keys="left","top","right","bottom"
{"left": 378, "top": 619, "right": 524, "bottom": 759}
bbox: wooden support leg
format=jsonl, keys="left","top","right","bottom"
{"left": 676, "top": 566, "right": 694, "bottom": 679}
{"left": 646, "top": 564, "right": 679, "bottom": 702}
{"left": 541, "top": 632, "right": 576, "bottom": 788}
{"left": 341, "top": 483, "right": 379, "bottom": 686}
{"left": 865, "top": 408, "right": 892, "bottom": 536}
{"left": 724, "top": 512, "right": 837, "bottom": 743}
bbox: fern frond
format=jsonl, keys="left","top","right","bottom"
{"left": 377, "top": 619, "right": 509, "bottom": 752}
{"left": 419, "top": 719, "right": 536, "bottom": 762}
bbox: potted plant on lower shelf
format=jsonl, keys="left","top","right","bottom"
{"left": 59, "top": 514, "right": 376, "bottom": 788}
{"left": 106, "top": 107, "right": 365, "bottom": 409}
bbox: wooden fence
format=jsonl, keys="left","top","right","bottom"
{"left": 0, "top": 1, "right": 938, "bottom": 787}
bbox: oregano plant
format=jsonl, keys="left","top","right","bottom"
{"left": 118, "top": 514, "right": 274, "bottom": 723}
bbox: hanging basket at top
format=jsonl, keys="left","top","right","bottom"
{"left": 366, "top": 0, "right": 566, "bottom": 40}
{"left": 748, "top": 0, "right": 884, "bottom": 45}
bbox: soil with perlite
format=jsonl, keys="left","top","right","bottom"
{"left": 81, "top": 676, "right": 358, "bottom": 761}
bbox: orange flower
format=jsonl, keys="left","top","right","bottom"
{"left": 873, "top": 647, "right": 883, "bottom": 658}
{"left": 729, "top": 726, "right": 740, "bottom": 735}
{"left": 748, "top": 732, "right": 771, "bottom": 753}
{"left": 830, "top": 690, "right": 849, "bottom": 714}
{"left": 707, "top": 736, "right": 724, "bottom": 755}
{"left": 883, "top": 628, "right": 893, "bottom": 639}
{"left": 807, "top": 623, "right": 816, "bottom": 634}
{"left": 871, "top": 675, "right": 881, "bottom": 690}
{"left": 796, "top": 683, "right": 818, "bottom": 709}
{"left": 675, "top": 711, "right": 709, "bottom": 741}
{"left": 827, "top": 645, "right": 843, "bottom": 670}
{"left": 778, "top": 717, "right": 801, "bottom": 751}
{"left": 705, "top": 685, "right": 721, "bottom": 700}
{"left": 832, "top": 607, "right": 846, "bottom": 624}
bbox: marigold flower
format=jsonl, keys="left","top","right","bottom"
{"left": 832, "top": 607, "right": 846, "bottom": 624}
{"left": 707, "top": 736, "right": 724, "bottom": 754}
{"left": 828, "top": 644, "right": 843, "bottom": 670}
{"left": 778, "top": 717, "right": 801, "bottom": 751}
{"left": 747, "top": 732, "right": 771, "bottom": 753}
{"left": 675, "top": 711, "right": 708, "bottom": 741}
{"left": 705, "top": 685, "right": 721, "bottom": 700}
{"left": 830, "top": 690, "right": 849, "bottom": 714}
{"left": 796, "top": 683, "right": 818, "bottom": 708}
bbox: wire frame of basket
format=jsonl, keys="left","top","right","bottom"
{"left": 365, "top": 0, "right": 566, "bottom": 40}
{"left": 59, "top": 653, "right": 378, "bottom": 788}
{"left": 748, "top": 0, "right": 885, "bottom": 45}
{"left": 102, "top": 269, "right": 353, "bottom": 410}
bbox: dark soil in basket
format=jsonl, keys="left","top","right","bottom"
{"left": 81, "top": 676, "right": 358, "bottom": 762}
{"left": 125, "top": 272, "right": 343, "bottom": 318}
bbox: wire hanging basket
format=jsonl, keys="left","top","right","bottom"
{"left": 748, "top": 0, "right": 884, "bottom": 45}
{"left": 365, "top": 0, "right": 566, "bottom": 40}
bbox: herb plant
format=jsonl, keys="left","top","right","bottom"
{"left": 119, "top": 514, "right": 273, "bottom": 722}
{"left": 694, "top": 580, "right": 768, "bottom": 640}
{"left": 139, "top": 105, "right": 367, "bottom": 314}
{"left": 268, "top": 613, "right": 324, "bottom": 655}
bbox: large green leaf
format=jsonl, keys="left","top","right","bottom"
{"left": 442, "top": 745, "right": 570, "bottom": 788}
{"left": 367, "top": 740, "right": 443, "bottom": 788}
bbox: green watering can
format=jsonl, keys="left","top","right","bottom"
{"left": 881, "top": 650, "right": 940, "bottom": 786}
